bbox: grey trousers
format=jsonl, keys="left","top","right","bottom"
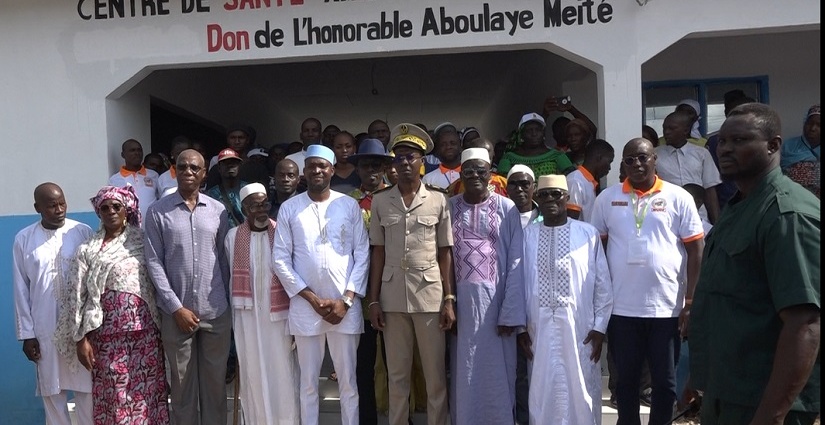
{"left": 161, "top": 310, "right": 232, "bottom": 425}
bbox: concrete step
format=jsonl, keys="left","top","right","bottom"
{"left": 73, "top": 376, "right": 651, "bottom": 425}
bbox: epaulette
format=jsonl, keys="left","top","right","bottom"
{"left": 373, "top": 184, "right": 395, "bottom": 195}
{"left": 425, "top": 183, "right": 449, "bottom": 194}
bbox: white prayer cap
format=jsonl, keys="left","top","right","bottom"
{"left": 507, "top": 164, "right": 535, "bottom": 181}
{"left": 240, "top": 182, "right": 268, "bottom": 202}
{"left": 537, "top": 175, "right": 568, "bottom": 191}
{"left": 460, "top": 147, "right": 490, "bottom": 165}
{"left": 678, "top": 99, "right": 701, "bottom": 115}
{"left": 306, "top": 144, "right": 336, "bottom": 165}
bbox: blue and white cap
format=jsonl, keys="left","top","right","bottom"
{"left": 306, "top": 144, "right": 336, "bottom": 165}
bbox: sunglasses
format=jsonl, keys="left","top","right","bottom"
{"left": 100, "top": 204, "right": 124, "bottom": 213}
{"left": 175, "top": 163, "right": 204, "bottom": 173}
{"left": 461, "top": 167, "right": 490, "bottom": 178}
{"left": 622, "top": 154, "right": 652, "bottom": 166}
{"left": 534, "top": 189, "right": 567, "bottom": 200}
{"left": 391, "top": 153, "right": 422, "bottom": 164}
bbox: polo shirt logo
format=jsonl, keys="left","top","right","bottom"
{"left": 611, "top": 201, "right": 628, "bottom": 206}
{"left": 651, "top": 198, "right": 667, "bottom": 212}
{"left": 144, "top": 178, "right": 154, "bottom": 187}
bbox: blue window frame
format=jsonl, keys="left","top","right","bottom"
{"left": 643, "top": 76, "right": 769, "bottom": 138}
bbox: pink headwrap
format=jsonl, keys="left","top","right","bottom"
{"left": 90, "top": 185, "right": 141, "bottom": 227}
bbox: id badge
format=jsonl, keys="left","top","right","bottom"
{"left": 627, "top": 238, "right": 649, "bottom": 265}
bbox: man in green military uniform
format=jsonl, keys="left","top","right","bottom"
{"left": 690, "top": 103, "right": 820, "bottom": 425}
{"left": 368, "top": 123, "right": 455, "bottom": 425}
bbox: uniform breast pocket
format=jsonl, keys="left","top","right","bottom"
{"left": 416, "top": 215, "right": 439, "bottom": 243}
{"left": 717, "top": 237, "right": 759, "bottom": 295}
{"left": 381, "top": 214, "right": 401, "bottom": 245}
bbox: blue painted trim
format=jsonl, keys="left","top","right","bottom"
{"left": 0, "top": 212, "right": 99, "bottom": 425}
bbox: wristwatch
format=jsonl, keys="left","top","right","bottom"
{"left": 443, "top": 294, "right": 457, "bottom": 303}
{"left": 341, "top": 295, "right": 354, "bottom": 309}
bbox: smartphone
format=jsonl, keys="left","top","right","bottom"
{"left": 556, "top": 95, "right": 571, "bottom": 105}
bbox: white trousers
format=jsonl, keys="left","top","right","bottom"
{"left": 43, "top": 390, "right": 92, "bottom": 425}
{"left": 294, "top": 333, "right": 360, "bottom": 425}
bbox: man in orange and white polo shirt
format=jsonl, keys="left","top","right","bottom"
{"left": 589, "top": 137, "right": 704, "bottom": 425}
{"left": 566, "top": 138, "right": 614, "bottom": 222}
{"left": 108, "top": 138, "right": 159, "bottom": 218}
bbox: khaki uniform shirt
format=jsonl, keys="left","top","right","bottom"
{"left": 370, "top": 184, "right": 452, "bottom": 313}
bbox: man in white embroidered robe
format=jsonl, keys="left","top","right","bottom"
{"left": 225, "top": 183, "right": 299, "bottom": 424}
{"left": 518, "top": 175, "right": 613, "bottom": 425}
{"left": 272, "top": 145, "right": 370, "bottom": 425}
{"left": 12, "top": 183, "right": 94, "bottom": 425}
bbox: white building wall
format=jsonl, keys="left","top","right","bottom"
{"left": 0, "top": 0, "right": 818, "bottom": 421}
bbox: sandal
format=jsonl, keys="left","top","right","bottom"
{"left": 328, "top": 371, "right": 338, "bottom": 382}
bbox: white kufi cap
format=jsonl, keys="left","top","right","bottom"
{"left": 240, "top": 182, "right": 268, "bottom": 202}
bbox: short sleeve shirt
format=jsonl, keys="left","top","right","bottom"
{"left": 589, "top": 177, "right": 704, "bottom": 318}
{"left": 690, "top": 168, "right": 820, "bottom": 411}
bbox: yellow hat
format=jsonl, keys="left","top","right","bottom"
{"left": 537, "top": 175, "right": 568, "bottom": 191}
{"left": 388, "top": 123, "right": 434, "bottom": 154}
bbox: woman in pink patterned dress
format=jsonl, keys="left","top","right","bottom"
{"left": 55, "top": 185, "right": 169, "bottom": 424}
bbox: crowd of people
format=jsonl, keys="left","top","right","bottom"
{"left": 12, "top": 95, "right": 820, "bottom": 425}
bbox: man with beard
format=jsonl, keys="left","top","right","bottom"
{"left": 690, "top": 103, "right": 820, "bottom": 424}
{"left": 448, "top": 148, "right": 524, "bottom": 425}
{"left": 347, "top": 138, "right": 394, "bottom": 424}
{"left": 589, "top": 138, "right": 704, "bottom": 425}
{"left": 225, "top": 183, "right": 299, "bottom": 424}
{"left": 368, "top": 123, "right": 455, "bottom": 425}
{"left": 520, "top": 174, "right": 612, "bottom": 425}
{"left": 272, "top": 144, "right": 369, "bottom": 425}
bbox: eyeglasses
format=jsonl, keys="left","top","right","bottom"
{"left": 534, "top": 189, "right": 567, "bottom": 200}
{"left": 99, "top": 204, "right": 124, "bottom": 213}
{"left": 175, "top": 163, "right": 204, "bottom": 173}
{"left": 460, "top": 167, "right": 490, "bottom": 178}
{"left": 247, "top": 201, "right": 271, "bottom": 212}
{"left": 391, "top": 153, "right": 422, "bottom": 164}
{"left": 622, "top": 154, "right": 652, "bottom": 166}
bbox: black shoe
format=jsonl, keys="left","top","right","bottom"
{"left": 639, "top": 388, "right": 652, "bottom": 407}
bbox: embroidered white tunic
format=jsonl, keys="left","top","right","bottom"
{"left": 272, "top": 191, "right": 369, "bottom": 336}
{"left": 523, "top": 219, "right": 613, "bottom": 425}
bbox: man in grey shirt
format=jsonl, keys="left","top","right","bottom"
{"left": 144, "top": 149, "right": 231, "bottom": 425}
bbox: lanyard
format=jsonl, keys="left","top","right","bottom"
{"left": 630, "top": 190, "right": 652, "bottom": 237}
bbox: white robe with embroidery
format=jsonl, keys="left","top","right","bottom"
{"left": 523, "top": 219, "right": 613, "bottom": 425}
{"left": 226, "top": 227, "right": 300, "bottom": 425}
{"left": 272, "top": 191, "right": 369, "bottom": 336}
{"left": 12, "top": 220, "right": 94, "bottom": 397}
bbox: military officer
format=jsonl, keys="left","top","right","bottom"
{"left": 367, "top": 123, "right": 455, "bottom": 425}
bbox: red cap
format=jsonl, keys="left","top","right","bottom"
{"left": 218, "top": 148, "right": 241, "bottom": 162}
